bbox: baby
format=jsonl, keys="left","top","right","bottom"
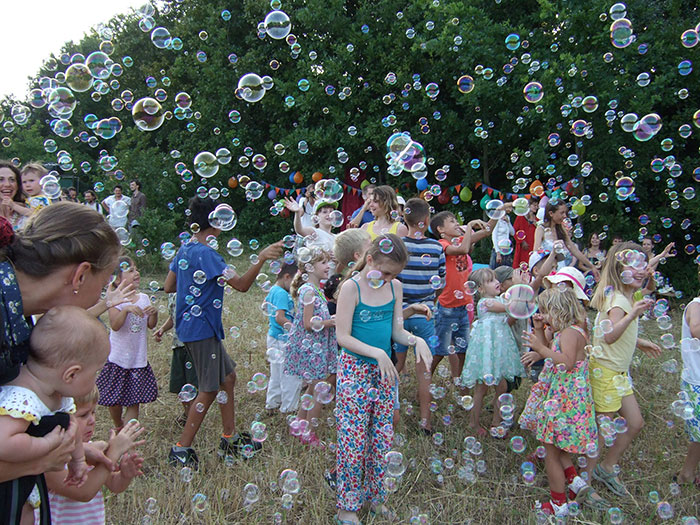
{"left": 0, "top": 306, "right": 110, "bottom": 524}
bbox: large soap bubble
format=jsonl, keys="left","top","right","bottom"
{"left": 485, "top": 199, "right": 505, "bottom": 220}
{"left": 194, "top": 151, "right": 219, "bottom": 178}
{"left": 237, "top": 73, "right": 266, "bottom": 103}
{"left": 132, "top": 97, "right": 164, "bottom": 131}
{"left": 504, "top": 284, "right": 538, "bottom": 319}
{"left": 65, "top": 63, "right": 93, "bottom": 92}
{"left": 314, "top": 179, "right": 343, "bottom": 202}
{"left": 208, "top": 204, "right": 237, "bottom": 231}
{"left": 264, "top": 10, "right": 291, "bottom": 40}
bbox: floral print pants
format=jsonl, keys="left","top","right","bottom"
{"left": 336, "top": 352, "right": 394, "bottom": 511}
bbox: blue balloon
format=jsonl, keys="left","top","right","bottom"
{"left": 289, "top": 173, "right": 296, "bottom": 183}
{"left": 416, "top": 178, "right": 428, "bottom": 191}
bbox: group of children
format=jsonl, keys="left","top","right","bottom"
{"left": 2, "top": 190, "right": 699, "bottom": 524}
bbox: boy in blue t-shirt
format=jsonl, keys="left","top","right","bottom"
{"left": 164, "top": 196, "right": 283, "bottom": 468}
{"left": 264, "top": 262, "right": 303, "bottom": 414}
{"left": 396, "top": 198, "right": 445, "bottom": 434}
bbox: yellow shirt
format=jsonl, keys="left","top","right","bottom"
{"left": 366, "top": 220, "right": 399, "bottom": 240}
{"left": 592, "top": 291, "right": 638, "bottom": 372}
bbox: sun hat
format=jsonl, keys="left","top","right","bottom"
{"left": 313, "top": 199, "right": 338, "bottom": 215}
{"left": 544, "top": 266, "right": 589, "bottom": 302}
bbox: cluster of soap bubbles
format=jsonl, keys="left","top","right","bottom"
{"left": 247, "top": 372, "right": 269, "bottom": 393}
{"left": 386, "top": 132, "right": 427, "bottom": 177}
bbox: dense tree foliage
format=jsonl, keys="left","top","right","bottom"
{"left": 1, "top": 0, "right": 699, "bottom": 293}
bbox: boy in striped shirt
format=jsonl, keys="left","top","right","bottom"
{"left": 395, "top": 198, "right": 445, "bottom": 434}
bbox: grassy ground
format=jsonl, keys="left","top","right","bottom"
{"left": 98, "top": 283, "right": 699, "bottom": 524}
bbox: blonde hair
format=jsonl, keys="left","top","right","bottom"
{"left": 538, "top": 287, "right": 586, "bottom": 332}
{"left": 371, "top": 185, "right": 400, "bottom": 219}
{"left": 470, "top": 267, "right": 496, "bottom": 302}
{"left": 590, "top": 241, "right": 645, "bottom": 311}
{"left": 291, "top": 248, "right": 331, "bottom": 299}
{"left": 20, "top": 162, "right": 49, "bottom": 178}
{"left": 334, "top": 229, "right": 371, "bottom": 272}
{"left": 74, "top": 385, "right": 99, "bottom": 407}
{"left": 29, "top": 306, "right": 110, "bottom": 368}
{"left": 3, "top": 202, "right": 120, "bottom": 277}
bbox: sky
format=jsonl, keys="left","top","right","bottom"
{"left": 0, "top": 0, "right": 146, "bottom": 100}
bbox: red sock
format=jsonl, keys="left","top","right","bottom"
{"left": 564, "top": 466, "right": 578, "bottom": 484}
{"left": 550, "top": 490, "right": 566, "bottom": 506}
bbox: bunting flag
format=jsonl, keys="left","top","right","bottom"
{"left": 239, "top": 176, "right": 577, "bottom": 203}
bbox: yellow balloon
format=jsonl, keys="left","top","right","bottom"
{"left": 571, "top": 200, "right": 586, "bottom": 217}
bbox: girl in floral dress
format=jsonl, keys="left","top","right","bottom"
{"left": 284, "top": 248, "right": 337, "bottom": 447}
{"left": 519, "top": 288, "right": 599, "bottom": 517}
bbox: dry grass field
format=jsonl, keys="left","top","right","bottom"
{"left": 97, "top": 280, "right": 699, "bottom": 524}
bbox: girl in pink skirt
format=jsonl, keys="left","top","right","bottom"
{"left": 97, "top": 256, "right": 158, "bottom": 429}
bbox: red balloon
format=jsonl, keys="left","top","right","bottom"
{"left": 437, "top": 189, "right": 450, "bottom": 204}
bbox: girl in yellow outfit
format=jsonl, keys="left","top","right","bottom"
{"left": 362, "top": 185, "right": 407, "bottom": 240}
{"left": 584, "top": 242, "right": 662, "bottom": 502}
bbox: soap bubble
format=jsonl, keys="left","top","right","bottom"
{"left": 179, "top": 384, "right": 197, "bottom": 402}
{"left": 132, "top": 97, "right": 164, "bottom": 131}
{"left": 194, "top": 151, "right": 219, "bottom": 178}
{"left": 209, "top": 204, "right": 237, "bottom": 231}
{"left": 504, "top": 284, "right": 537, "bottom": 319}
{"left": 523, "top": 81, "right": 544, "bottom": 103}
{"left": 237, "top": 73, "right": 266, "bottom": 103}
{"left": 314, "top": 179, "right": 344, "bottom": 202}
{"left": 485, "top": 199, "right": 505, "bottom": 220}
{"left": 264, "top": 10, "right": 292, "bottom": 40}
{"left": 227, "top": 238, "right": 243, "bottom": 257}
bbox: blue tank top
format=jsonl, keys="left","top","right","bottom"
{"left": 343, "top": 279, "right": 395, "bottom": 365}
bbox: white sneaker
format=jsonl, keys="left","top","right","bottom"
{"left": 568, "top": 475, "right": 588, "bottom": 496}
{"left": 534, "top": 499, "right": 568, "bottom": 517}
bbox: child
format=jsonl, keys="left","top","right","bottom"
{"left": 43, "top": 386, "right": 145, "bottom": 525}
{"left": 395, "top": 198, "right": 445, "bottom": 433}
{"left": 96, "top": 257, "right": 158, "bottom": 430}
{"left": 585, "top": 242, "right": 662, "bottom": 498}
{"left": 165, "top": 196, "right": 283, "bottom": 467}
{"left": 284, "top": 197, "right": 338, "bottom": 253}
{"left": 489, "top": 212, "right": 515, "bottom": 269}
{"left": 677, "top": 266, "right": 700, "bottom": 487}
{"left": 335, "top": 234, "right": 432, "bottom": 525}
{"left": 361, "top": 185, "right": 408, "bottom": 240}
{"left": 430, "top": 211, "right": 492, "bottom": 385}
{"left": 154, "top": 293, "right": 199, "bottom": 426}
{"left": 285, "top": 249, "right": 337, "bottom": 447}
{"left": 325, "top": 229, "right": 372, "bottom": 315}
{"left": 20, "top": 163, "right": 50, "bottom": 211}
{"left": 460, "top": 268, "right": 525, "bottom": 436}
{"left": 519, "top": 288, "right": 599, "bottom": 516}
{"left": 264, "top": 262, "right": 303, "bottom": 414}
{"left": 0, "top": 306, "right": 109, "bottom": 525}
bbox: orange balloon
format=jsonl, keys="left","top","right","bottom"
{"left": 312, "top": 171, "right": 323, "bottom": 182}
{"left": 529, "top": 180, "right": 544, "bottom": 197}
{"left": 228, "top": 177, "right": 238, "bottom": 189}
{"left": 293, "top": 172, "right": 304, "bottom": 184}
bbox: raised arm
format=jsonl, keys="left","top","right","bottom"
{"left": 283, "top": 197, "right": 314, "bottom": 237}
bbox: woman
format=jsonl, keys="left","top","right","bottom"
{"left": 361, "top": 185, "right": 408, "bottom": 239}
{"left": 583, "top": 232, "right": 606, "bottom": 270}
{"left": 0, "top": 202, "right": 124, "bottom": 487}
{"left": 512, "top": 198, "right": 538, "bottom": 270}
{"left": 298, "top": 184, "right": 317, "bottom": 230}
{"left": 0, "top": 160, "right": 31, "bottom": 231}
{"left": 533, "top": 201, "right": 599, "bottom": 279}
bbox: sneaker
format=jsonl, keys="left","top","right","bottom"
{"left": 168, "top": 445, "right": 199, "bottom": 469}
{"left": 568, "top": 475, "right": 588, "bottom": 500}
{"left": 534, "top": 500, "right": 568, "bottom": 517}
{"left": 220, "top": 432, "right": 263, "bottom": 458}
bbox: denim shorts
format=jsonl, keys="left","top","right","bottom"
{"left": 395, "top": 316, "right": 437, "bottom": 355}
{"left": 434, "top": 304, "right": 470, "bottom": 356}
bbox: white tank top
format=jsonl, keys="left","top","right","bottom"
{"left": 681, "top": 297, "right": 700, "bottom": 385}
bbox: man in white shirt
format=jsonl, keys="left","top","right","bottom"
{"left": 102, "top": 185, "right": 131, "bottom": 229}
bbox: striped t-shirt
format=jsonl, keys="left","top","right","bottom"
{"left": 398, "top": 236, "right": 446, "bottom": 316}
{"left": 46, "top": 487, "right": 105, "bottom": 524}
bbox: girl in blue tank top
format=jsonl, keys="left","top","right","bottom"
{"left": 333, "top": 234, "right": 432, "bottom": 525}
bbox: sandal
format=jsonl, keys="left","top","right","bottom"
{"left": 592, "top": 464, "right": 629, "bottom": 497}
{"left": 576, "top": 484, "right": 610, "bottom": 511}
